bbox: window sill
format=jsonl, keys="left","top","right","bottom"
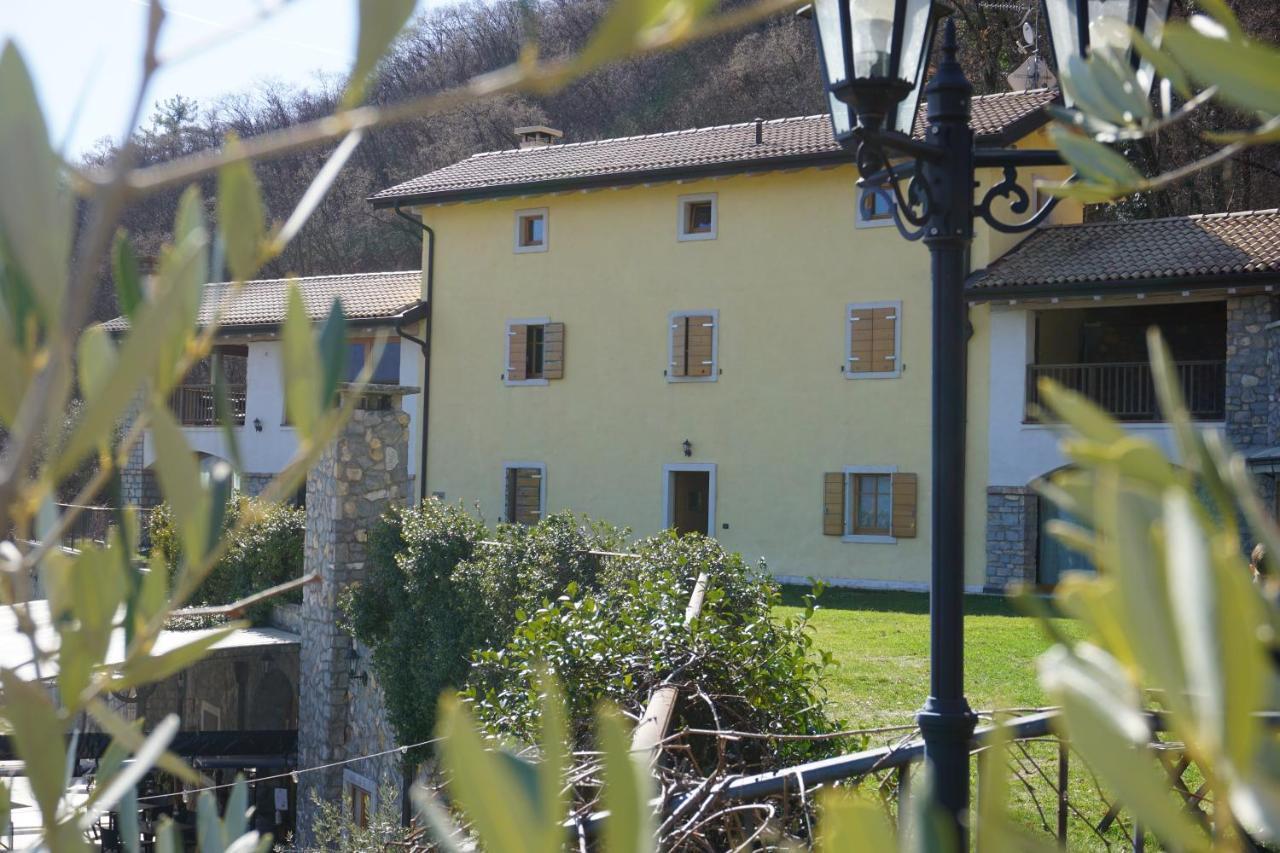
{"left": 505, "top": 378, "right": 550, "bottom": 387}
{"left": 855, "top": 217, "right": 896, "bottom": 230}
{"left": 667, "top": 374, "right": 718, "bottom": 384}
{"left": 677, "top": 231, "right": 717, "bottom": 242}
{"left": 844, "top": 369, "right": 901, "bottom": 380}
{"left": 842, "top": 533, "right": 897, "bottom": 545}
{"left": 513, "top": 244, "right": 547, "bottom": 254}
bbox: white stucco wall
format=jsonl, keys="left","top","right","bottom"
{"left": 985, "top": 304, "right": 1217, "bottom": 487}
{"left": 143, "top": 326, "right": 423, "bottom": 491}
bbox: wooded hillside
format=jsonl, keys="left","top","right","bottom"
{"left": 88, "top": 0, "right": 1280, "bottom": 321}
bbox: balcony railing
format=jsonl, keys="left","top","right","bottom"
{"left": 169, "top": 384, "right": 247, "bottom": 427}
{"left": 1027, "top": 360, "right": 1225, "bottom": 422}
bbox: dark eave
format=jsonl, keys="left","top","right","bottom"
{"left": 964, "top": 270, "right": 1280, "bottom": 302}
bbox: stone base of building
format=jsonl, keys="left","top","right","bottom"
{"left": 984, "top": 486, "right": 1038, "bottom": 593}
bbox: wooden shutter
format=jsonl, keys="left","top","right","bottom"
{"left": 506, "top": 467, "right": 542, "bottom": 525}
{"left": 823, "top": 472, "right": 846, "bottom": 536}
{"left": 686, "top": 315, "right": 715, "bottom": 377}
{"left": 669, "top": 316, "right": 688, "bottom": 377}
{"left": 848, "top": 305, "right": 899, "bottom": 374}
{"left": 872, "top": 306, "right": 899, "bottom": 371}
{"left": 891, "top": 472, "right": 917, "bottom": 538}
{"left": 507, "top": 323, "right": 527, "bottom": 381}
{"left": 543, "top": 322, "right": 565, "bottom": 379}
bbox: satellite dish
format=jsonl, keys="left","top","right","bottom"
{"left": 1022, "top": 21, "right": 1036, "bottom": 45}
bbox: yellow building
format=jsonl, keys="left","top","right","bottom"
{"left": 370, "top": 94, "right": 1078, "bottom": 591}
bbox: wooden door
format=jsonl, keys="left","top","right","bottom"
{"left": 671, "top": 471, "right": 710, "bottom": 536}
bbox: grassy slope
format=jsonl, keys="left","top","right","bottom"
{"left": 775, "top": 587, "right": 1148, "bottom": 850}
{"left": 776, "top": 587, "right": 1086, "bottom": 727}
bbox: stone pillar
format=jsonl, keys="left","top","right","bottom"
{"left": 1225, "top": 294, "right": 1279, "bottom": 451}
{"left": 120, "top": 405, "right": 146, "bottom": 509}
{"left": 984, "top": 486, "right": 1039, "bottom": 592}
{"left": 296, "top": 386, "right": 417, "bottom": 844}
{"left": 1225, "top": 296, "right": 1280, "bottom": 530}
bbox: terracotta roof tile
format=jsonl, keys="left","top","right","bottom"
{"left": 967, "top": 210, "right": 1280, "bottom": 296}
{"left": 102, "top": 270, "right": 423, "bottom": 332}
{"left": 371, "top": 89, "right": 1057, "bottom": 205}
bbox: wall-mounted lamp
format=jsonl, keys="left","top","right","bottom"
{"left": 253, "top": 417, "right": 263, "bottom": 432}
{"left": 682, "top": 439, "right": 692, "bottom": 458}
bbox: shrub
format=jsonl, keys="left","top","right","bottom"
{"left": 342, "top": 501, "right": 625, "bottom": 752}
{"left": 463, "top": 531, "right": 849, "bottom": 770}
{"left": 150, "top": 493, "right": 304, "bottom": 622}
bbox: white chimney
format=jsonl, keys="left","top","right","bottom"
{"left": 515, "top": 125, "right": 564, "bottom": 149}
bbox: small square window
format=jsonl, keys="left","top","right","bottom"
{"left": 514, "top": 208, "right": 548, "bottom": 253}
{"left": 856, "top": 185, "right": 894, "bottom": 228}
{"left": 678, "top": 194, "right": 717, "bottom": 241}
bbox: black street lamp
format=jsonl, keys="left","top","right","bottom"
{"left": 808, "top": 0, "right": 1165, "bottom": 840}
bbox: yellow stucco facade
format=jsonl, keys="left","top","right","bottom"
{"left": 405, "top": 132, "right": 1078, "bottom": 589}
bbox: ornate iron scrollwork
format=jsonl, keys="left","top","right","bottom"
{"left": 973, "top": 165, "right": 1063, "bottom": 234}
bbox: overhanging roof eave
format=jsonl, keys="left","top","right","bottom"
{"left": 964, "top": 270, "right": 1280, "bottom": 302}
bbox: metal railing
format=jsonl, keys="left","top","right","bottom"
{"left": 52, "top": 504, "right": 151, "bottom": 551}
{"left": 1027, "top": 360, "right": 1225, "bottom": 422}
{"left": 602, "top": 707, "right": 1249, "bottom": 851}
{"left": 168, "top": 384, "right": 247, "bottom": 427}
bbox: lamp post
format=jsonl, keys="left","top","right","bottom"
{"left": 808, "top": 0, "right": 1168, "bottom": 840}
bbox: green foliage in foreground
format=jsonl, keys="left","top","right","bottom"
{"left": 151, "top": 494, "right": 305, "bottom": 623}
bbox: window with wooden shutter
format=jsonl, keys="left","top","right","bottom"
{"left": 505, "top": 320, "right": 565, "bottom": 384}
{"left": 829, "top": 467, "right": 916, "bottom": 542}
{"left": 846, "top": 301, "right": 901, "bottom": 378}
{"left": 891, "top": 472, "right": 918, "bottom": 538}
{"left": 823, "top": 472, "right": 845, "bottom": 535}
{"left": 668, "top": 311, "right": 718, "bottom": 382}
{"left": 505, "top": 465, "right": 544, "bottom": 525}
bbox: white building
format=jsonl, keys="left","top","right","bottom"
{"left": 110, "top": 271, "right": 427, "bottom": 506}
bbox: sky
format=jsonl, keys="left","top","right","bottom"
{"left": 1, "top": 0, "right": 446, "bottom": 156}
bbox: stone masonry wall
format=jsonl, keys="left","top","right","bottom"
{"left": 1225, "top": 294, "right": 1279, "bottom": 451}
{"left": 296, "top": 397, "right": 413, "bottom": 844}
{"left": 1225, "top": 295, "right": 1280, "bottom": 531}
{"left": 984, "top": 486, "right": 1038, "bottom": 591}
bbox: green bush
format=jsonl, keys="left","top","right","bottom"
{"left": 345, "top": 503, "right": 848, "bottom": 770}
{"left": 342, "top": 501, "right": 625, "bottom": 753}
{"left": 150, "top": 493, "right": 304, "bottom": 623}
{"left": 464, "top": 531, "right": 848, "bottom": 769}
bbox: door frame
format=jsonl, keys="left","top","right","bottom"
{"left": 663, "top": 463, "right": 717, "bottom": 536}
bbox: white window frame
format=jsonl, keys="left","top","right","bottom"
{"left": 677, "top": 193, "right": 718, "bottom": 242}
{"left": 845, "top": 300, "right": 903, "bottom": 380}
{"left": 855, "top": 185, "right": 895, "bottom": 229}
{"left": 503, "top": 317, "right": 551, "bottom": 387}
{"left": 342, "top": 769, "right": 377, "bottom": 826}
{"left": 502, "top": 461, "right": 547, "bottom": 524}
{"left": 842, "top": 464, "right": 898, "bottom": 544}
{"left": 513, "top": 207, "right": 549, "bottom": 253}
{"left": 662, "top": 462, "right": 717, "bottom": 537}
{"left": 667, "top": 309, "right": 719, "bottom": 384}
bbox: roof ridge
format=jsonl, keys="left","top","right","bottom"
{"left": 203, "top": 270, "right": 422, "bottom": 288}
{"left": 468, "top": 114, "right": 833, "bottom": 160}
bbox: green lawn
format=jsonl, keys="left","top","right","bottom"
{"left": 775, "top": 586, "right": 1151, "bottom": 850}
{"left": 776, "top": 586, "right": 1085, "bottom": 727}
